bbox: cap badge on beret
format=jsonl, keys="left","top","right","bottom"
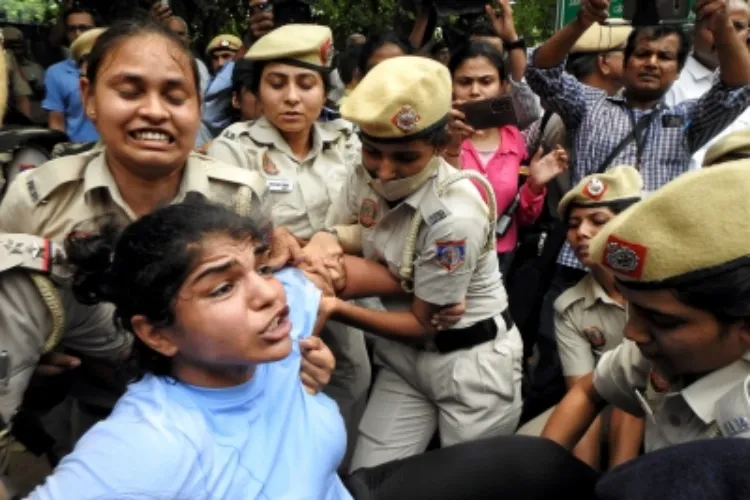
{"left": 320, "top": 37, "right": 334, "bottom": 66}
{"left": 220, "top": 40, "right": 230, "bottom": 48}
{"left": 603, "top": 235, "right": 648, "bottom": 279}
{"left": 583, "top": 178, "right": 607, "bottom": 200}
{"left": 391, "top": 105, "right": 421, "bottom": 134}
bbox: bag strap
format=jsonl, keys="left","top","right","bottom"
{"left": 596, "top": 108, "right": 661, "bottom": 174}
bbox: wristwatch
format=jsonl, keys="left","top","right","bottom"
{"left": 504, "top": 37, "right": 527, "bottom": 52}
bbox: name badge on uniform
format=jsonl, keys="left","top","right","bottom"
{"left": 266, "top": 179, "right": 293, "bottom": 193}
{"left": 661, "top": 115, "right": 685, "bottom": 128}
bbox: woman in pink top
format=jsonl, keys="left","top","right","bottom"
{"left": 444, "top": 41, "right": 568, "bottom": 276}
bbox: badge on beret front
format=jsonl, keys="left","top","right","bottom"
{"left": 220, "top": 40, "right": 230, "bottom": 48}
{"left": 435, "top": 240, "right": 465, "bottom": 272}
{"left": 391, "top": 105, "right": 421, "bottom": 134}
{"left": 603, "top": 235, "right": 647, "bottom": 279}
{"left": 583, "top": 177, "right": 607, "bottom": 200}
{"left": 320, "top": 38, "right": 334, "bottom": 66}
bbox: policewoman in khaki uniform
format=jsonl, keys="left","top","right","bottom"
{"left": 0, "top": 20, "right": 277, "bottom": 458}
{"left": 323, "top": 56, "right": 524, "bottom": 470}
{"left": 542, "top": 163, "right": 750, "bottom": 454}
{"left": 553, "top": 166, "right": 645, "bottom": 468}
{"left": 208, "top": 24, "right": 370, "bottom": 459}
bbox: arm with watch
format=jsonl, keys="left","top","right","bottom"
{"left": 486, "top": 0, "right": 527, "bottom": 82}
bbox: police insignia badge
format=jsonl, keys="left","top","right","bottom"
{"left": 583, "top": 177, "right": 607, "bottom": 200}
{"left": 435, "top": 240, "right": 466, "bottom": 272}
{"left": 320, "top": 38, "right": 334, "bottom": 66}
{"left": 359, "top": 199, "right": 378, "bottom": 228}
{"left": 262, "top": 153, "right": 279, "bottom": 175}
{"left": 220, "top": 39, "right": 230, "bottom": 48}
{"left": 391, "top": 105, "right": 421, "bottom": 134}
{"left": 649, "top": 370, "right": 670, "bottom": 393}
{"left": 583, "top": 327, "right": 606, "bottom": 348}
{"left": 603, "top": 235, "right": 648, "bottom": 279}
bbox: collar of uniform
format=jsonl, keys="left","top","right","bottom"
{"left": 681, "top": 353, "right": 750, "bottom": 424}
{"left": 83, "top": 152, "right": 210, "bottom": 207}
{"left": 403, "top": 158, "right": 443, "bottom": 211}
{"left": 248, "top": 117, "right": 338, "bottom": 162}
{"left": 582, "top": 274, "right": 624, "bottom": 310}
{"left": 683, "top": 54, "right": 714, "bottom": 83}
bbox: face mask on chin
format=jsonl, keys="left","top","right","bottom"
{"left": 367, "top": 156, "right": 440, "bottom": 202}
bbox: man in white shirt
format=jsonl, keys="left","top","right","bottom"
{"left": 666, "top": 0, "right": 750, "bottom": 169}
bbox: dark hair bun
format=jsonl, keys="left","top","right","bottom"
{"left": 65, "top": 219, "right": 122, "bottom": 305}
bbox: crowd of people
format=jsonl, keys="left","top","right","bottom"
{"left": 2, "top": 0, "right": 750, "bottom": 498}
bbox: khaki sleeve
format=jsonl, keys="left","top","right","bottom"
{"left": 555, "top": 308, "right": 596, "bottom": 377}
{"left": 0, "top": 272, "right": 51, "bottom": 423}
{"left": 206, "top": 137, "right": 254, "bottom": 171}
{"left": 6, "top": 53, "right": 32, "bottom": 98}
{"left": 0, "top": 170, "right": 36, "bottom": 233}
{"left": 59, "top": 292, "right": 132, "bottom": 361}
{"left": 325, "top": 166, "right": 361, "bottom": 226}
{"left": 593, "top": 340, "right": 650, "bottom": 417}
{"left": 413, "top": 215, "right": 485, "bottom": 306}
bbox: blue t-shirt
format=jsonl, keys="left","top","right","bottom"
{"left": 30, "top": 269, "right": 352, "bottom": 500}
{"left": 42, "top": 59, "right": 99, "bottom": 143}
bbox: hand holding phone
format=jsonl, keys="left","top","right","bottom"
{"left": 458, "top": 96, "right": 519, "bottom": 130}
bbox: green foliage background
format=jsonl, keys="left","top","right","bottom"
{"left": 2, "top": 0, "right": 559, "bottom": 46}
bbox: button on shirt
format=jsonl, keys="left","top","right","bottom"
{"left": 42, "top": 59, "right": 99, "bottom": 143}
{"left": 593, "top": 341, "right": 750, "bottom": 452}
{"left": 526, "top": 53, "right": 750, "bottom": 270}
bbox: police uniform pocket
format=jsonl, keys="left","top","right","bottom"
{"left": 451, "top": 342, "right": 516, "bottom": 407}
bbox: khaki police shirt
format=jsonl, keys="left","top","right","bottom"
{"left": 0, "top": 148, "right": 266, "bottom": 238}
{"left": 208, "top": 117, "right": 361, "bottom": 239}
{"left": 5, "top": 52, "right": 32, "bottom": 99}
{"left": 326, "top": 158, "right": 506, "bottom": 328}
{"left": 594, "top": 340, "right": 750, "bottom": 452}
{"left": 555, "top": 274, "right": 626, "bottom": 377}
{"left": 0, "top": 234, "right": 129, "bottom": 424}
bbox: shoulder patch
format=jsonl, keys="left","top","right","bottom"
{"left": 0, "top": 235, "right": 66, "bottom": 276}
{"left": 554, "top": 278, "right": 588, "bottom": 314}
{"left": 21, "top": 151, "right": 92, "bottom": 205}
{"left": 435, "top": 239, "right": 466, "bottom": 272}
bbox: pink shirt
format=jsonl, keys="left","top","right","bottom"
{"left": 460, "top": 126, "right": 546, "bottom": 254}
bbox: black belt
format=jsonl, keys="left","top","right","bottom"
{"left": 419, "top": 309, "right": 514, "bottom": 354}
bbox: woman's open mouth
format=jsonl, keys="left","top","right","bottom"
{"left": 129, "top": 129, "right": 176, "bottom": 148}
{"left": 259, "top": 306, "right": 292, "bottom": 343}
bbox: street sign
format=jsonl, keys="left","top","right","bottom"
{"left": 555, "top": 0, "right": 695, "bottom": 30}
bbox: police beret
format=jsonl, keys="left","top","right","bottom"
{"left": 205, "top": 34, "right": 243, "bottom": 55}
{"left": 2, "top": 27, "right": 23, "bottom": 42}
{"left": 340, "top": 56, "right": 452, "bottom": 141}
{"left": 589, "top": 164, "right": 750, "bottom": 286}
{"left": 558, "top": 165, "right": 643, "bottom": 217}
{"left": 703, "top": 129, "right": 750, "bottom": 167}
{"left": 571, "top": 21, "right": 632, "bottom": 54}
{"left": 70, "top": 28, "right": 107, "bottom": 65}
{"left": 244, "top": 24, "right": 334, "bottom": 70}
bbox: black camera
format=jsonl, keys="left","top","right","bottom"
{"left": 622, "top": 0, "right": 691, "bottom": 26}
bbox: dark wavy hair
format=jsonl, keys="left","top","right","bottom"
{"left": 65, "top": 198, "right": 269, "bottom": 379}
{"left": 448, "top": 40, "right": 508, "bottom": 83}
{"left": 357, "top": 31, "right": 411, "bottom": 76}
{"left": 85, "top": 18, "right": 201, "bottom": 99}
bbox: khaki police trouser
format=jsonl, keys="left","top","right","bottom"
{"left": 319, "top": 315, "right": 372, "bottom": 471}
{"left": 349, "top": 316, "right": 524, "bottom": 472}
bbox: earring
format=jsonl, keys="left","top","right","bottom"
{"left": 88, "top": 109, "right": 96, "bottom": 119}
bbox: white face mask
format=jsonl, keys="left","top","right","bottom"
{"left": 367, "top": 157, "right": 440, "bottom": 202}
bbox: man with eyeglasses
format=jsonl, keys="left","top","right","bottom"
{"left": 42, "top": 7, "right": 99, "bottom": 143}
